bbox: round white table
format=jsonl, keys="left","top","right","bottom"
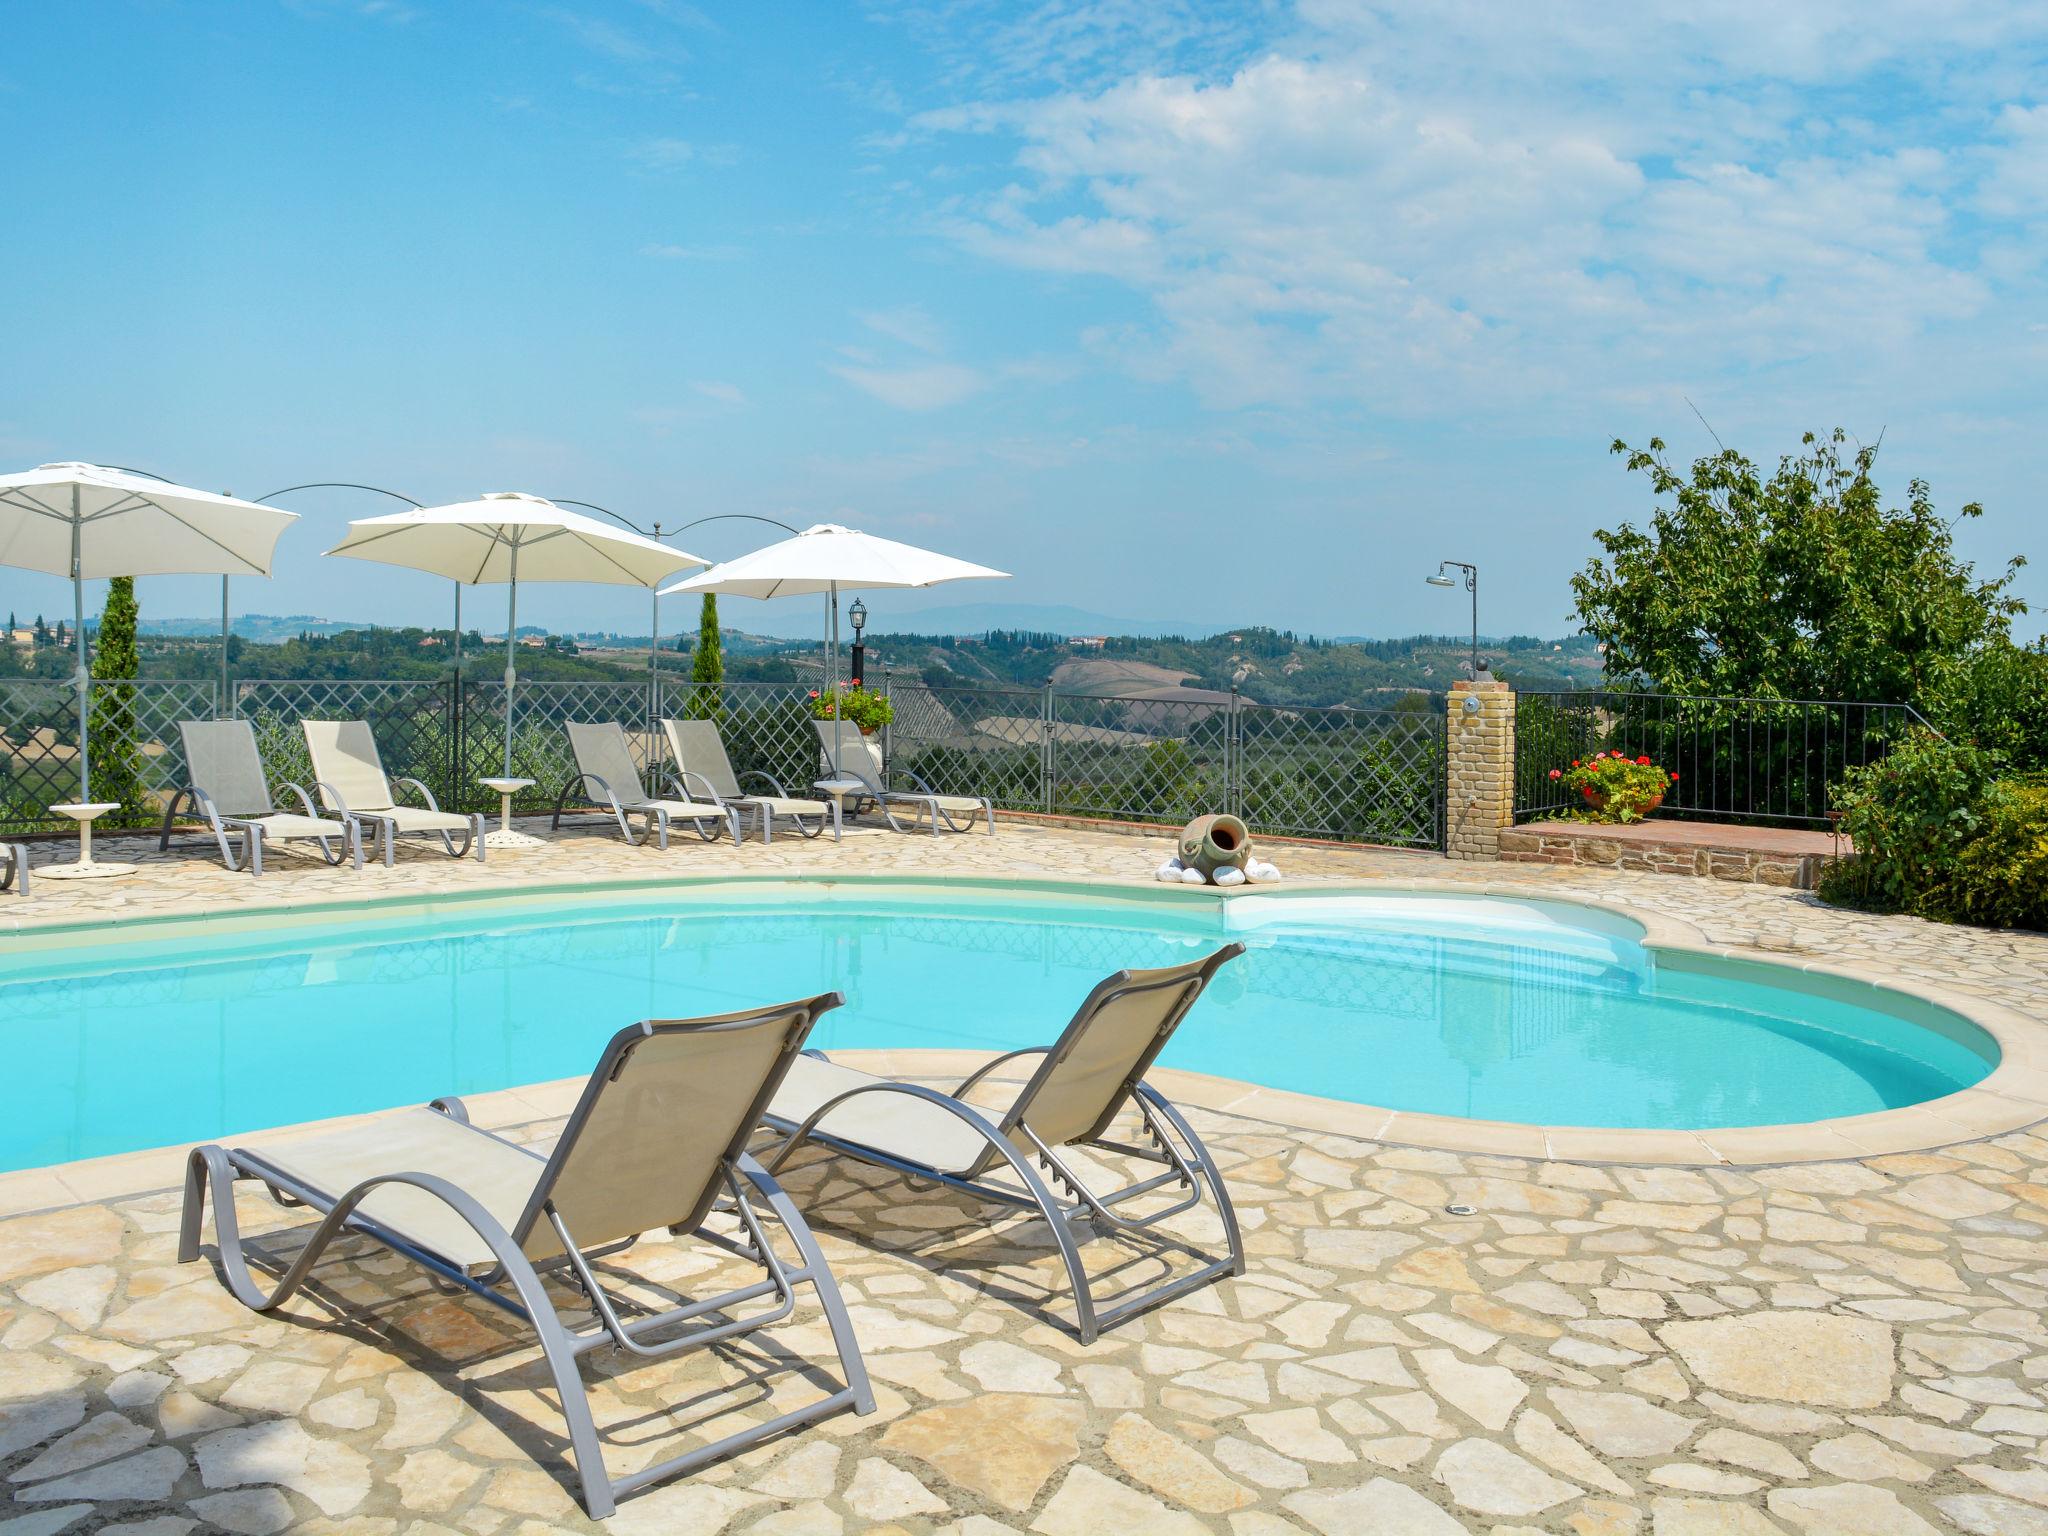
{"left": 41, "top": 801, "right": 138, "bottom": 880}
{"left": 479, "top": 777, "right": 546, "bottom": 850}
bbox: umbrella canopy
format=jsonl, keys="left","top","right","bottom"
{"left": 0, "top": 462, "right": 300, "bottom": 802}
{"left": 660, "top": 522, "right": 1007, "bottom": 768}
{"left": 0, "top": 461, "right": 297, "bottom": 578}
{"left": 659, "top": 522, "right": 1006, "bottom": 600}
{"left": 325, "top": 492, "right": 695, "bottom": 588}
{"left": 326, "top": 493, "right": 706, "bottom": 779}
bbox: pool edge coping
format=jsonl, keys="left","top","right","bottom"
{"left": 1, "top": 868, "right": 2042, "bottom": 1209}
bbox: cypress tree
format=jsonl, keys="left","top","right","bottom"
{"left": 89, "top": 576, "right": 148, "bottom": 823}
{"left": 689, "top": 593, "right": 723, "bottom": 719}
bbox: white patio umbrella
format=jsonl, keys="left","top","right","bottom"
{"left": 0, "top": 463, "right": 299, "bottom": 874}
{"left": 660, "top": 522, "right": 1007, "bottom": 763}
{"left": 325, "top": 494, "right": 705, "bottom": 783}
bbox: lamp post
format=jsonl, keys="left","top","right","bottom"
{"left": 1426, "top": 560, "right": 1481, "bottom": 683}
{"left": 848, "top": 597, "right": 867, "bottom": 687}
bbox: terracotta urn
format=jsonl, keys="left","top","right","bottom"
{"left": 1179, "top": 812, "right": 1251, "bottom": 878}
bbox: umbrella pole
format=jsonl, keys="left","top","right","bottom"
{"left": 219, "top": 576, "right": 230, "bottom": 717}
{"left": 71, "top": 488, "right": 89, "bottom": 802}
{"left": 503, "top": 549, "right": 519, "bottom": 780}
{"left": 830, "top": 578, "right": 843, "bottom": 772}
{"left": 453, "top": 583, "right": 462, "bottom": 676}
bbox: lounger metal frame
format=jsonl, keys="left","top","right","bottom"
{"left": 764, "top": 944, "right": 1246, "bottom": 1343}
{"left": 303, "top": 721, "right": 484, "bottom": 864}
{"left": 814, "top": 723, "right": 994, "bottom": 836}
{"left": 0, "top": 842, "right": 25, "bottom": 898}
{"left": 180, "top": 998, "right": 873, "bottom": 1520}
{"left": 662, "top": 717, "right": 840, "bottom": 844}
{"left": 550, "top": 722, "right": 742, "bottom": 848}
{"left": 328, "top": 777, "right": 482, "bottom": 865}
{"left": 159, "top": 722, "right": 363, "bottom": 875}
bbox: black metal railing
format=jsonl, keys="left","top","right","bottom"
{"left": 1512, "top": 691, "right": 1933, "bottom": 827}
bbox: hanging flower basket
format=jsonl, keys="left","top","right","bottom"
{"left": 809, "top": 684, "right": 892, "bottom": 735}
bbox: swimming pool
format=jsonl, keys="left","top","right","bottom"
{"left": 0, "top": 880, "right": 1998, "bottom": 1171}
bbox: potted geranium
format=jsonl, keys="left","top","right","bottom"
{"left": 1554, "top": 750, "right": 1678, "bottom": 823}
{"left": 810, "top": 683, "right": 893, "bottom": 735}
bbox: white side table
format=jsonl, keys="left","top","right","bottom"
{"left": 479, "top": 777, "right": 546, "bottom": 851}
{"left": 812, "top": 777, "right": 866, "bottom": 818}
{"left": 42, "top": 801, "right": 137, "bottom": 880}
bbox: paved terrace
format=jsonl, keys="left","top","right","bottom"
{"left": 2, "top": 818, "right": 2048, "bottom": 1534}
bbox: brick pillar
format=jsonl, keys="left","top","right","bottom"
{"left": 1445, "top": 677, "right": 1514, "bottom": 860}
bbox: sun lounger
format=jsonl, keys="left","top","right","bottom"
{"left": 553, "top": 721, "right": 740, "bottom": 847}
{"left": 303, "top": 719, "right": 483, "bottom": 863}
{"left": 0, "top": 841, "right": 25, "bottom": 898}
{"left": 663, "top": 716, "right": 839, "bottom": 844}
{"left": 159, "top": 719, "right": 362, "bottom": 875}
{"left": 763, "top": 943, "right": 1246, "bottom": 1342}
{"left": 180, "top": 993, "right": 872, "bottom": 1520}
{"left": 813, "top": 721, "right": 994, "bottom": 836}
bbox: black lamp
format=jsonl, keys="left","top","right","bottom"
{"left": 848, "top": 598, "right": 868, "bottom": 686}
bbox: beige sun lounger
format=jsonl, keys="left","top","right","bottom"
{"left": 813, "top": 721, "right": 994, "bottom": 835}
{"left": 663, "top": 716, "right": 839, "bottom": 844}
{"left": 160, "top": 719, "right": 363, "bottom": 874}
{"left": 303, "top": 719, "right": 483, "bottom": 863}
{"left": 180, "top": 994, "right": 872, "bottom": 1520}
{"left": 0, "top": 841, "right": 25, "bottom": 898}
{"left": 553, "top": 721, "right": 740, "bottom": 847}
{"left": 764, "top": 943, "right": 1246, "bottom": 1342}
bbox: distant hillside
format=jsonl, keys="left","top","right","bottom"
{"left": 65, "top": 616, "right": 1606, "bottom": 704}
{"left": 739, "top": 626, "right": 1606, "bottom": 705}
{"left": 141, "top": 614, "right": 371, "bottom": 643}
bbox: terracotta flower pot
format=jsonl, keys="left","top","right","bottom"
{"left": 1587, "top": 789, "right": 1664, "bottom": 818}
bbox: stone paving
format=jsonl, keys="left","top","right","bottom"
{"left": 3, "top": 817, "right": 2048, "bottom": 1533}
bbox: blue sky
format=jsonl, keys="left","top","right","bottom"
{"left": 2, "top": 0, "right": 2043, "bottom": 643}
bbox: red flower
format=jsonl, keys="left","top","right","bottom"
{"left": 1670, "top": 772, "right": 1680, "bottom": 781}
{"left": 1581, "top": 786, "right": 1594, "bottom": 798}
{"left": 807, "top": 690, "right": 820, "bottom": 699}
{"left": 1635, "top": 755, "right": 1651, "bottom": 766}
{"left": 1571, "top": 759, "right": 1580, "bottom": 768}
{"left": 1548, "top": 768, "right": 1562, "bottom": 780}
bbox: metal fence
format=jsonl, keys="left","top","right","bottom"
{"left": 885, "top": 681, "right": 1446, "bottom": 848}
{"left": 1, "top": 673, "right": 1449, "bottom": 848}
{"left": 1512, "top": 691, "right": 1933, "bottom": 827}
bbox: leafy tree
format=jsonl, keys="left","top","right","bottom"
{"left": 689, "top": 593, "right": 723, "bottom": 718}
{"left": 1573, "top": 431, "right": 2025, "bottom": 707}
{"left": 88, "top": 576, "right": 149, "bottom": 823}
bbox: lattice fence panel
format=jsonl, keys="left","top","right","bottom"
{"left": 461, "top": 680, "right": 657, "bottom": 812}
{"left": 1048, "top": 692, "right": 1231, "bottom": 826}
{"left": 1, "top": 679, "right": 218, "bottom": 833}
{"left": 1235, "top": 702, "right": 1444, "bottom": 848}
{"left": 231, "top": 680, "right": 457, "bottom": 811}
{"left": 887, "top": 684, "right": 1045, "bottom": 811}
{"left": 673, "top": 682, "right": 825, "bottom": 798}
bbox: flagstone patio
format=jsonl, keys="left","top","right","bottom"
{"left": 3, "top": 819, "right": 2047, "bottom": 1533}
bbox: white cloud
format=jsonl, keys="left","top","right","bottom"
{"left": 690, "top": 380, "right": 748, "bottom": 405}
{"left": 858, "top": 305, "right": 949, "bottom": 353}
{"left": 627, "top": 137, "right": 736, "bottom": 170}
{"left": 904, "top": 4, "right": 2048, "bottom": 417}
{"left": 640, "top": 241, "right": 745, "bottom": 260}
{"left": 830, "top": 361, "right": 987, "bottom": 411}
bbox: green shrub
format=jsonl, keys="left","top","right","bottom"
{"left": 1941, "top": 785, "right": 2048, "bottom": 930}
{"left": 1821, "top": 729, "right": 2044, "bottom": 930}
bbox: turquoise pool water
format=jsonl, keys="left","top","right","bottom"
{"left": 0, "top": 884, "right": 1996, "bottom": 1170}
